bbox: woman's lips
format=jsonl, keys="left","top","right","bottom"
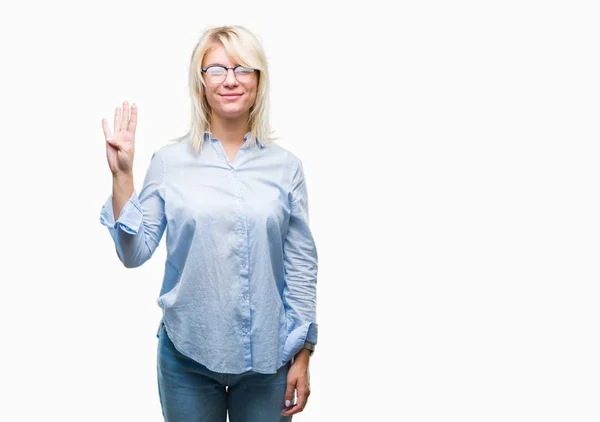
{"left": 221, "top": 93, "right": 242, "bottom": 100}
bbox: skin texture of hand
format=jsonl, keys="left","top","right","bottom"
{"left": 102, "top": 100, "right": 137, "bottom": 176}
{"left": 281, "top": 350, "right": 311, "bottom": 417}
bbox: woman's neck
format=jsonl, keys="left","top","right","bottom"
{"left": 210, "top": 114, "right": 249, "bottom": 147}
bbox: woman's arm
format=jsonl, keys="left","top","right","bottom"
{"left": 282, "top": 158, "right": 319, "bottom": 351}
{"left": 100, "top": 151, "right": 167, "bottom": 268}
{"left": 111, "top": 171, "right": 134, "bottom": 221}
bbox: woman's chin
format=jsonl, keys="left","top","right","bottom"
{"left": 215, "top": 106, "right": 249, "bottom": 120}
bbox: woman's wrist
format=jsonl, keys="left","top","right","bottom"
{"left": 293, "top": 348, "right": 312, "bottom": 365}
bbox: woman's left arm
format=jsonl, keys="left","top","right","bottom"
{"left": 281, "top": 158, "right": 318, "bottom": 416}
{"left": 282, "top": 158, "right": 319, "bottom": 347}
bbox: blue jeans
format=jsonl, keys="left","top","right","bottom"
{"left": 156, "top": 321, "right": 293, "bottom": 422}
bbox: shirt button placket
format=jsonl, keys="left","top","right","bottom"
{"left": 233, "top": 171, "right": 252, "bottom": 368}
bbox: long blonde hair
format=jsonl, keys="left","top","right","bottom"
{"left": 169, "top": 25, "right": 275, "bottom": 154}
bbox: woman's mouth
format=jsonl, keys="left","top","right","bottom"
{"left": 221, "top": 93, "right": 242, "bottom": 100}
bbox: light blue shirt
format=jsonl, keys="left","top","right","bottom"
{"left": 99, "top": 132, "right": 318, "bottom": 374}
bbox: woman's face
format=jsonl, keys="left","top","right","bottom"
{"left": 202, "top": 45, "right": 258, "bottom": 122}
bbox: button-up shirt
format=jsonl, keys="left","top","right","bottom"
{"left": 99, "top": 132, "right": 318, "bottom": 374}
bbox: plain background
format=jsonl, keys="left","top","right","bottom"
{"left": 1, "top": 0, "right": 599, "bottom": 420}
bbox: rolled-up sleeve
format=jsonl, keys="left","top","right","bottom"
{"left": 99, "top": 150, "right": 166, "bottom": 268}
{"left": 282, "top": 158, "right": 319, "bottom": 352}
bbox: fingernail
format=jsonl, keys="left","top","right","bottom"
{"left": 285, "top": 400, "right": 291, "bottom": 407}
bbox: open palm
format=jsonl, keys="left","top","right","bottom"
{"left": 102, "top": 101, "right": 137, "bottom": 175}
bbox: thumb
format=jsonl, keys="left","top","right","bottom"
{"left": 106, "top": 137, "right": 123, "bottom": 151}
{"left": 284, "top": 379, "right": 295, "bottom": 407}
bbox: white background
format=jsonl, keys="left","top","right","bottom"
{"left": 1, "top": 0, "right": 599, "bottom": 421}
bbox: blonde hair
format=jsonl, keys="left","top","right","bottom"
{"left": 169, "top": 25, "right": 276, "bottom": 154}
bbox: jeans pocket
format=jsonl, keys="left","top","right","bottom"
{"left": 156, "top": 320, "right": 164, "bottom": 338}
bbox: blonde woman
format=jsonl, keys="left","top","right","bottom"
{"left": 100, "top": 25, "right": 318, "bottom": 421}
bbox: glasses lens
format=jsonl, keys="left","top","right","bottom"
{"left": 206, "top": 66, "right": 226, "bottom": 83}
{"left": 234, "top": 67, "right": 256, "bottom": 82}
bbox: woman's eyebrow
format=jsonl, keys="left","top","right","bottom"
{"left": 204, "top": 63, "right": 231, "bottom": 67}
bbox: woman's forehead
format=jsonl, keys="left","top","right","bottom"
{"left": 203, "top": 45, "right": 237, "bottom": 66}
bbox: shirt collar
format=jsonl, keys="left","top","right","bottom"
{"left": 204, "top": 131, "right": 265, "bottom": 148}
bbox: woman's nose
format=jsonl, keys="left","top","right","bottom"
{"left": 223, "top": 69, "right": 238, "bottom": 86}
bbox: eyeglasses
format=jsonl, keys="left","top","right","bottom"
{"left": 201, "top": 65, "right": 258, "bottom": 84}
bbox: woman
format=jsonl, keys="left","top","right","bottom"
{"left": 99, "top": 25, "right": 318, "bottom": 421}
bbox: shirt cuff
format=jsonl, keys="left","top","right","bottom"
{"left": 99, "top": 191, "right": 143, "bottom": 235}
{"left": 283, "top": 321, "right": 318, "bottom": 365}
{"left": 302, "top": 341, "right": 315, "bottom": 355}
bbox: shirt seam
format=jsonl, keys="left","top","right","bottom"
{"left": 160, "top": 148, "right": 166, "bottom": 196}
{"left": 289, "top": 157, "right": 300, "bottom": 212}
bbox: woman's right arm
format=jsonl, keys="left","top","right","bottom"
{"left": 111, "top": 171, "right": 134, "bottom": 222}
{"left": 99, "top": 101, "right": 166, "bottom": 268}
{"left": 99, "top": 151, "right": 166, "bottom": 268}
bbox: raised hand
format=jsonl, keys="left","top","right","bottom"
{"left": 102, "top": 101, "right": 137, "bottom": 176}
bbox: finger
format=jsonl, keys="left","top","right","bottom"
{"left": 282, "top": 384, "right": 310, "bottom": 416}
{"left": 281, "top": 401, "right": 304, "bottom": 416}
{"left": 103, "top": 119, "right": 123, "bottom": 149}
{"left": 295, "top": 388, "right": 309, "bottom": 410}
{"left": 105, "top": 137, "right": 121, "bottom": 149}
{"left": 120, "top": 101, "right": 129, "bottom": 132}
{"left": 113, "top": 106, "right": 121, "bottom": 136}
{"left": 283, "top": 380, "right": 295, "bottom": 409}
{"left": 293, "top": 389, "right": 309, "bottom": 412}
{"left": 102, "top": 118, "right": 113, "bottom": 140}
{"left": 128, "top": 103, "right": 138, "bottom": 135}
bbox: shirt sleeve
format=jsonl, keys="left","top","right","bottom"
{"left": 282, "top": 158, "right": 319, "bottom": 351}
{"left": 99, "top": 150, "right": 166, "bottom": 268}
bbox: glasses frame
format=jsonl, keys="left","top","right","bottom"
{"left": 201, "top": 65, "right": 258, "bottom": 84}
